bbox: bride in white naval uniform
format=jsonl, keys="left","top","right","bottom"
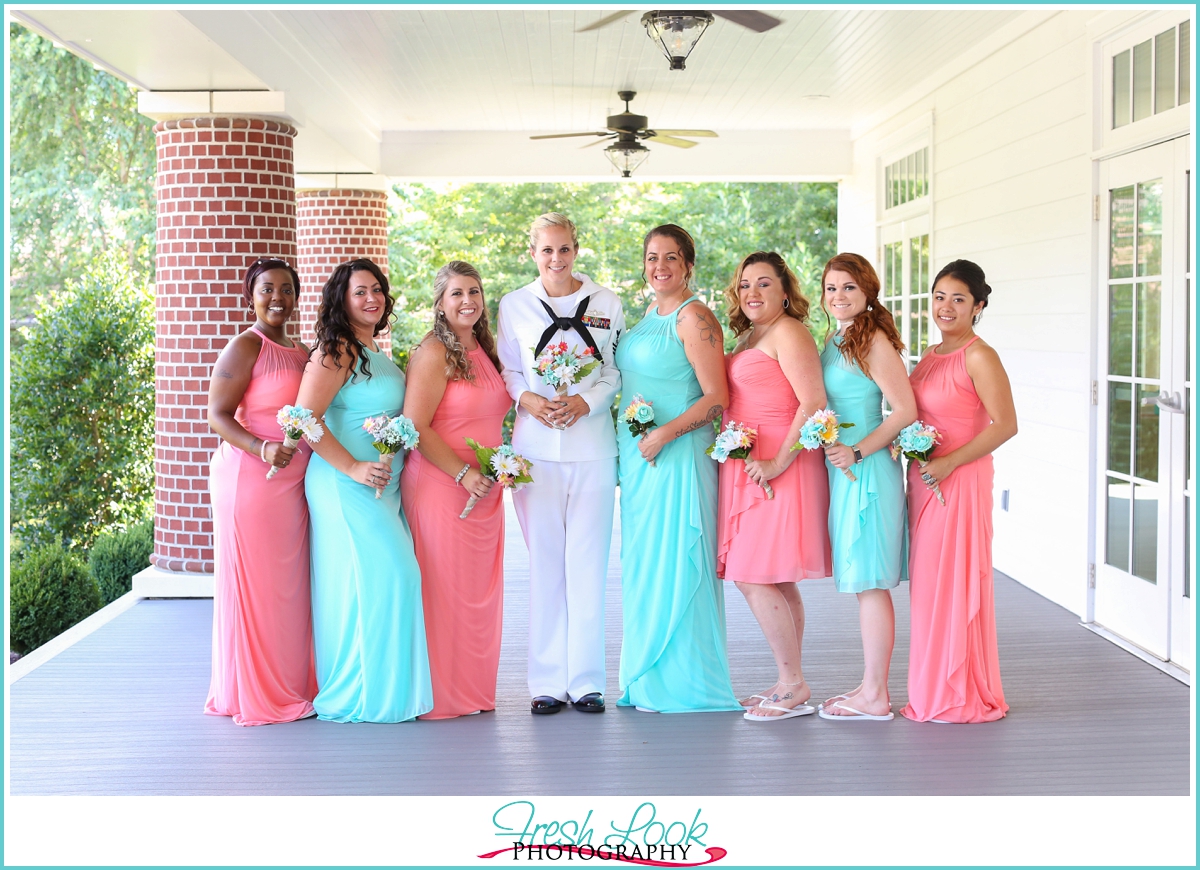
{"left": 496, "top": 212, "right": 626, "bottom": 715}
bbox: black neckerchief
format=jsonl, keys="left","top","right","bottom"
{"left": 533, "top": 294, "right": 603, "bottom": 363}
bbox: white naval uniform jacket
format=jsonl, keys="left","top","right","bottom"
{"left": 496, "top": 273, "right": 626, "bottom": 462}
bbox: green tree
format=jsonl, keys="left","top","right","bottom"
{"left": 10, "top": 253, "right": 156, "bottom": 550}
{"left": 388, "top": 181, "right": 837, "bottom": 360}
{"left": 7, "top": 23, "right": 156, "bottom": 327}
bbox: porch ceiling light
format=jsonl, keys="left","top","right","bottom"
{"left": 604, "top": 138, "right": 651, "bottom": 178}
{"left": 641, "top": 10, "right": 714, "bottom": 71}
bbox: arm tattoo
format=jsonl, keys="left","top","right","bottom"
{"left": 694, "top": 311, "right": 719, "bottom": 348}
{"left": 674, "top": 404, "right": 723, "bottom": 438}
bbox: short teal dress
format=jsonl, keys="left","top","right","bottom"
{"left": 614, "top": 298, "right": 741, "bottom": 713}
{"left": 821, "top": 335, "right": 907, "bottom": 593}
{"left": 306, "top": 347, "right": 434, "bottom": 723}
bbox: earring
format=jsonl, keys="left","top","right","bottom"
{"left": 867, "top": 304, "right": 874, "bottom": 311}
{"left": 972, "top": 314, "right": 980, "bottom": 326}
{"left": 437, "top": 309, "right": 445, "bottom": 318}
{"left": 783, "top": 298, "right": 790, "bottom": 310}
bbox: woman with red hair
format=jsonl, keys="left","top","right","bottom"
{"left": 816, "top": 253, "right": 916, "bottom": 722}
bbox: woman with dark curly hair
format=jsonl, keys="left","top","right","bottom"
{"left": 295, "top": 258, "right": 432, "bottom": 723}
{"left": 401, "top": 261, "right": 512, "bottom": 719}
{"left": 815, "top": 252, "right": 916, "bottom": 723}
{"left": 205, "top": 257, "right": 317, "bottom": 725}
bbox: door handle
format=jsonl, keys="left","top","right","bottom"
{"left": 1139, "top": 390, "right": 1186, "bottom": 414}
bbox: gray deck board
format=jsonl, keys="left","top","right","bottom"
{"left": 9, "top": 497, "right": 1190, "bottom": 796}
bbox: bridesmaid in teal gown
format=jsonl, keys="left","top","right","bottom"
{"left": 296, "top": 259, "right": 433, "bottom": 723}
{"left": 815, "top": 253, "right": 916, "bottom": 722}
{"left": 615, "top": 225, "right": 741, "bottom": 714}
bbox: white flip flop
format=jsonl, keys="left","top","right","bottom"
{"left": 744, "top": 701, "right": 816, "bottom": 722}
{"left": 817, "top": 701, "right": 894, "bottom": 721}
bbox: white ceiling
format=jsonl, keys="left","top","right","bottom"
{"left": 13, "top": 6, "right": 1027, "bottom": 179}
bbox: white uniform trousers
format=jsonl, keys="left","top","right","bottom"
{"left": 513, "top": 457, "right": 616, "bottom": 701}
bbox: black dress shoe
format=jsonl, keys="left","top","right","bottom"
{"left": 573, "top": 692, "right": 605, "bottom": 713}
{"left": 531, "top": 696, "right": 565, "bottom": 714}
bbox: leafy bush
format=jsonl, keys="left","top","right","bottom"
{"left": 10, "top": 252, "right": 155, "bottom": 549}
{"left": 9, "top": 543, "right": 102, "bottom": 655}
{"left": 89, "top": 518, "right": 154, "bottom": 605}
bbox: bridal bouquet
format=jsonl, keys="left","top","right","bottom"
{"left": 707, "top": 421, "right": 773, "bottom": 500}
{"left": 460, "top": 439, "right": 534, "bottom": 519}
{"left": 622, "top": 394, "right": 657, "bottom": 466}
{"left": 267, "top": 405, "right": 323, "bottom": 480}
{"left": 793, "top": 408, "right": 857, "bottom": 481}
{"left": 362, "top": 414, "right": 419, "bottom": 498}
{"left": 893, "top": 421, "right": 945, "bottom": 505}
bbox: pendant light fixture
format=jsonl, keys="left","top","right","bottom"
{"left": 640, "top": 10, "right": 714, "bottom": 71}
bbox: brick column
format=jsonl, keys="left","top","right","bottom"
{"left": 152, "top": 117, "right": 297, "bottom": 575}
{"left": 295, "top": 189, "right": 390, "bottom": 352}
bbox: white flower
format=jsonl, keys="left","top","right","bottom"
{"left": 552, "top": 363, "right": 576, "bottom": 384}
{"left": 491, "top": 453, "right": 521, "bottom": 477}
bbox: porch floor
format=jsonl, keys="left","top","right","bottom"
{"left": 8, "top": 498, "right": 1190, "bottom": 796}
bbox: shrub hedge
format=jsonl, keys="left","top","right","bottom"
{"left": 9, "top": 543, "right": 102, "bottom": 655}
{"left": 89, "top": 518, "right": 153, "bottom": 605}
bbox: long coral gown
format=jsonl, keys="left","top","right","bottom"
{"left": 902, "top": 337, "right": 1008, "bottom": 723}
{"left": 401, "top": 348, "right": 513, "bottom": 719}
{"left": 717, "top": 349, "right": 832, "bottom": 584}
{"left": 205, "top": 326, "right": 317, "bottom": 726}
{"left": 615, "top": 297, "right": 741, "bottom": 713}
{"left": 821, "top": 335, "right": 907, "bottom": 592}
{"left": 306, "top": 347, "right": 433, "bottom": 723}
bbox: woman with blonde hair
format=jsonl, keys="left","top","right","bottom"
{"left": 496, "top": 213, "right": 626, "bottom": 715}
{"left": 816, "top": 252, "right": 915, "bottom": 722}
{"left": 716, "top": 251, "right": 832, "bottom": 721}
{"left": 401, "top": 260, "right": 512, "bottom": 719}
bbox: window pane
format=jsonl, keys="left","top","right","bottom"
{"left": 1180, "top": 20, "right": 1191, "bottom": 105}
{"left": 1114, "top": 49, "right": 1132, "bottom": 128}
{"left": 1110, "top": 185, "right": 1135, "bottom": 278}
{"left": 1132, "top": 483, "right": 1158, "bottom": 582}
{"left": 1137, "top": 179, "right": 1163, "bottom": 276}
{"left": 918, "top": 297, "right": 930, "bottom": 355}
{"left": 885, "top": 165, "right": 892, "bottom": 209}
{"left": 1133, "top": 38, "right": 1153, "bottom": 121}
{"left": 1109, "top": 282, "right": 1134, "bottom": 376}
{"left": 1135, "top": 384, "right": 1160, "bottom": 481}
{"left": 1107, "top": 381, "right": 1133, "bottom": 474}
{"left": 1106, "top": 476, "right": 1131, "bottom": 571}
{"left": 1136, "top": 280, "right": 1161, "bottom": 379}
{"left": 1156, "top": 28, "right": 1176, "bottom": 112}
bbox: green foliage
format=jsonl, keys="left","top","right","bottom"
{"left": 7, "top": 23, "right": 156, "bottom": 325}
{"left": 389, "top": 181, "right": 838, "bottom": 359}
{"left": 88, "top": 518, "right": 154, "bottom": 605}
{"left": 9, "top": 543, "right": 102, "bottom": 655}
{"left": 10, "top": 253, "right": 156, "bottom": 549}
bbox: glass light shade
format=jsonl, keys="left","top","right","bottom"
{"left": 604, "top": 142, "right": 650, "bottom": 177}
{"left": 641, "top": 11, "right": 714, "bottom": 70}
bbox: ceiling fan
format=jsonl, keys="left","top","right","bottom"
{"left": 578, "top": 9, "right": 783, "bottom": 70}
{"left": 529, "top": 90, "right": 717, "bottom": 177}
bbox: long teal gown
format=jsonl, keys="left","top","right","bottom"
{"left": 820, "top": 335, "right": 907, "bottom": 593}
{"left": 306, "top": 347, "right": 433, "bottom": 723}
{"left": 614, "top": 298, "right": 741, "bottom": 713}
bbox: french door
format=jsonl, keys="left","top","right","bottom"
{"left": 1094, "top": 135, "right": 1192, "bottom": 671}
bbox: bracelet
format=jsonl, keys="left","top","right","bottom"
{"left": 454, "top": 464, "right": 471, "bottom": 485}
{"left": 260, "top": 440, "right": 270, "bottom": 463}
{"left": 852, "top": 446, "right": 863, "bottom": 464}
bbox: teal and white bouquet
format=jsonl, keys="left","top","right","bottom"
{"left": 707, "top": 421, "right": 773, "bottom": 500}
{"left": 460, "top": 439, "right": 535, "bottom": 519}
{"left": 622, "top": 394, "right": 657, "bottom": 466}
{"left": 362, "top": 414, "right": 420, "bottom": 498}
{"left": 892, "top": 421, "right": 945, "bottom": 505}
{"left": 792, "top": 408, "right": 857, "bottom": 481}
{"left": 267, "top": 405, "right": 323, "bottom": 480}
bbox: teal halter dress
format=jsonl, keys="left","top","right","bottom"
{"left": 820, "top": 335, "right": 907, "bottom": 593}
{"left": 614, "top": 298, "right": 741, "bottom": 713}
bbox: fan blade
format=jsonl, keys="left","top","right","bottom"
{"left": 529, "top": 131, "right": 611, "bottom": 140}
{"left": 582, "top": 135, "right": 617, "bottom": 149}
{"left": 649, "top": 135, "right": 699, "bottom": 149}
{"left": 713, "top": 10, "right": 783, "bottom": 33}
{"left": 653, "top": 129, "right": 719, "bottom": 138}
{"left": 576, "top": 10, "right": 635, "bottom": 32}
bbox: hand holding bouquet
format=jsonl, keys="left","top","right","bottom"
{"left": 707, "top": 421, "right": 773, "bottom": 499}
{"left": 362, "top": 414, "right": 419, "bottom": 498}
{"left": 460, "top": 438, "right": 534, "bottom": 519}
{"left": 792, "top": 408, "right": 857, "bottom": 481}
{"left": 267, "top": 405, "right": 323, "bottom": 480}
{"left": 622, "top": 394, "right": 657, "bottom": 466}
{"left": 532, "top": 342, "right": 599, "bottom": 429}
{"left": 892, "top": 421, "right": 945, "bottom": 505}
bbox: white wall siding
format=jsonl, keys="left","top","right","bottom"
{"left": 838, "top": 10, "right": 1121, "bottom": 616}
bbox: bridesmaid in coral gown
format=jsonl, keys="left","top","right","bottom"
{"left": 716, "top": 252, "right": 831, "bottom": 722}
{"left": 901, "top": 260, "right": 1017, "bottom": 724}
{"left": 205, "top": 258, "right": 317, "bottom": 725}
{"left": 401, "top": 261, "right": 512, "bottom": 719}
